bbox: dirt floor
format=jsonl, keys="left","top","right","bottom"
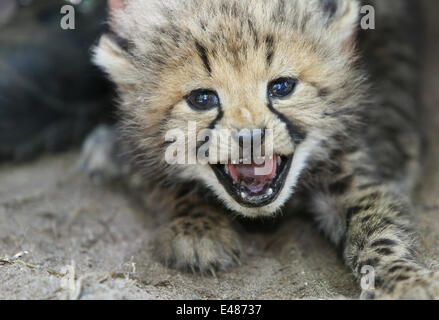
{"left": 1, "top": 1, "right": 438, "bottom": 300}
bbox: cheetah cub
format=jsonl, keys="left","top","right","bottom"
{"left": 91, "top": 0, "right": 438, "bottom": 299}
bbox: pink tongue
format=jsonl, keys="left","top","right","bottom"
{"left": 228, "top": 156, "right": 277, "bottom": 194}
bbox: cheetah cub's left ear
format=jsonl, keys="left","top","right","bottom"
{"left": 322, "top": 0, "right": 360, "bottom": 52}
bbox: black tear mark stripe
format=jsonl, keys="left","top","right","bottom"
{"left": 195, "top": 42, "right": 212, "bottom": 74}
{"left": 267, "top": 101, "right": 306, "bottom": 144}
{"left": 208, "top": 107, "right": 224, "bottom": 130}
{"left": 202, "top": 104, "right": 223, "bottom": 155}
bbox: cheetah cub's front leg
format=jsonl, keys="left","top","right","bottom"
{"left": 320, "top": 174, "right": 439, "bottom": 299}
{"left": 153, "top": 190, "right": 242, "bottom": 274}
{"left": 341, "top": 184, "right": 439, "bottom": 299}
{"left": 77, "top": 127, "right": 241, "bottom": 274}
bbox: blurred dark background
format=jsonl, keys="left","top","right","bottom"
{"left": 0, "top": 0, "right": 115, "bottom": 161}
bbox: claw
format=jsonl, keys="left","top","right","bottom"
{"left": 233, "top": 255, "right": 241, "bottom": 266}
{"left": 231, "top": 251, "right": 241, "bottom": 266}
{"left": 208, "top": 266, "right": 217, "bottom": 278}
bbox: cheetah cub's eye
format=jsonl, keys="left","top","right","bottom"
{"left": 268, "top": 78, "right": 298, "bottom": 99}
{"left": 186, "top": 90, "right": 220, "bottom": 111}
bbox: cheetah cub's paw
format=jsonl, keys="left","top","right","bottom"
{"left": 377, "top": 270, "right": 439, "bottom": 300}
{"left": 153, "top": 212, "right": 242, "bottom": 275}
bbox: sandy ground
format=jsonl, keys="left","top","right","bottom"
{"left": 1, "top": 1, "right": 438, "bottom": 300}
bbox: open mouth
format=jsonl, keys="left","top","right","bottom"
{"left": 211, "top": 155, "right": 293, "bottom": 208}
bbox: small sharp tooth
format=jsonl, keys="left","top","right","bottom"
{"left": 267, "top": 188, "right": 273, "bottom": 195}
{"left": 224, "top": 166, "right": 229, "bottom": 174}
{"left": 241, "top": 192, "right": 246, "bottom": 199}
{"left": 277, "top": 156, "right": 281, "bottom": 166}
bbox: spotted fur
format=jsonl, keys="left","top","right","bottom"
{"left": 92, "top": 0, "right": 438, "bottom": 298}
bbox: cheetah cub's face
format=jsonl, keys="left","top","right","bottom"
{"left": 94, "top": 0, "right": 363, "bottom": 216}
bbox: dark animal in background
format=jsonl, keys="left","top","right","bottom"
{"left": 0, "top": 0, "right": 115, "bottom": 161}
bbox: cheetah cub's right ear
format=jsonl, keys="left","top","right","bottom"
{"left": 92, "top": 34, "right": 138, "bottom": 88}
{"left": 322, "top": 0, "right": 360, "bottom": 52}
{"left": 92, "top": 0, "right": 139, "bottom": 87}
